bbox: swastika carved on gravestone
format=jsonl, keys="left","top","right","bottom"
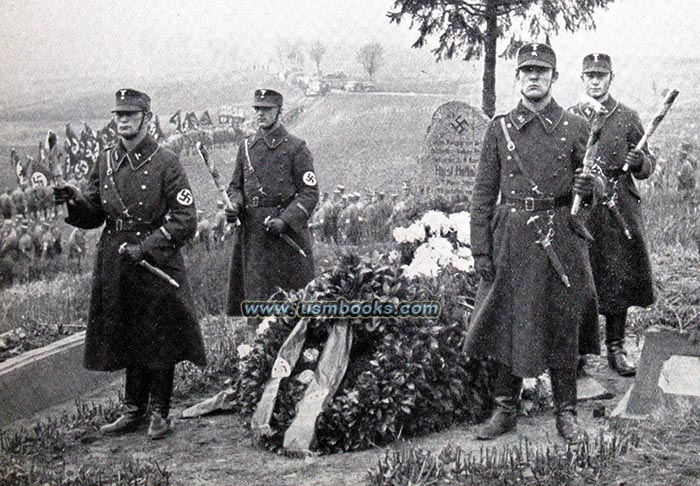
{"left": 419, "top": 101, "right": 488, "bottom": 202}
{"left": 451, "top": 115, "right": 470, "bottom": 134}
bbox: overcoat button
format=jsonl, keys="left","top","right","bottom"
{"left": 141, "top": 185, "right": 147, "bottom": 190}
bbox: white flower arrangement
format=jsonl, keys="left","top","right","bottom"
{"left": 236, "top": 344, "right": 253, "bottom": 359}
{"left": 395, "top": 210, "right": 474, "bottom": 279}
{"left": 256, "top": 316, "right": 276, "bottom": 336}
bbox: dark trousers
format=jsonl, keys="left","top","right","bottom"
{"left": 604, "top": 310, "right": 628, "bottom": 348}
{"left": 125, "top": 366, "right": 175, "bottom": 418}
{"left": 493, "top": 361, "right": 576, "bottom": 414}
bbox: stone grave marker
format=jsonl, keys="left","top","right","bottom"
{"left": 614, "top": 328, "right": 700, "bottom": 419}
{"left": 418, "top": 101, "right": 488, "bottom": 204}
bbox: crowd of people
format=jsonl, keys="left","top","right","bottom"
{"left": 0, "top": 182, "right": 86, "bottom": 264}
{"left": 308, "top": 183, "right": 415, "bottom": 245}
{"left": 5, "top": 39, "right": 700, "bottom": 450}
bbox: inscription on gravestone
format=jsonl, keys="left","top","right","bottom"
{"left": 419, "top": 101, "right": 488, "bottom": 201}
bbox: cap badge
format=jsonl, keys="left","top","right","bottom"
{"left": 593, "top": 53, "right": 599, "bottom": 63}
{"left": 531, "top": 44, "right": 539, "bottom": 56}
{"left": 119, "top": 89, "right": 127, "bottom": 100}
{"left": 260, "top": 89, "right": 266, "bottom": 98}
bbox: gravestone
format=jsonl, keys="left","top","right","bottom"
{"left": 418, "top": 101, "right": 488, "bottom": 203}
{"left": 614, "top": 328, "right": 700, "bottom": 418}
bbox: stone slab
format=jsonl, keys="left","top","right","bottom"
{"left": 626, "top": 329, "right": 700, "bottom": 416}
{"left": 610, "top": 384, "right": 648, "bottom": 423}
{"left": 419, "top": 101, "right": 488, "bottom": 202}
{"left": 0, "top": 331, "right": 118, "bottom": 427}
{"left": 577, "top": 375, "right": 614, "bottom": 401}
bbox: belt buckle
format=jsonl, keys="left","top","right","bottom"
{"left": 252, "top": 196, "right": 259, "bottom": 207}
{"left": 115, "top": 218, "right": 123, "bottom": 231}
{"left": 524, "top": 197, "right": 535, "bottom": 212}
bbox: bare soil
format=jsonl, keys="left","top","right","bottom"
{"left": 4, "top": 338, "right": 644, "bottom": 486}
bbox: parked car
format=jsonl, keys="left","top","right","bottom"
{"left": 344, "top": 80, "right": 361, "bottom": 92}
{"left": 323, "top": 72, "right": 348, "bottom": 90}
{"left": 360, "top": 81, "right": 376, "bottom": 92}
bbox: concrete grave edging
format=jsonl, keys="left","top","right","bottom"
{"left": 0, "top": 331, "right": 119, "bottom": 427}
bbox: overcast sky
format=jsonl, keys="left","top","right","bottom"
{"left": 1, "top": 0, "right": 698, "bottom": 88}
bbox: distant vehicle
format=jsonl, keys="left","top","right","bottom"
{"left": 344, "top": 80, "right": 361, "bottom": 92}
{"left": 305, "top": 79, "right": 323, "bottom": 97}
{"left": 323, "top": 72, "right": 348, "bottom": 90}
{"left": 360, "top": 81, "right": 376, "bottom": 92}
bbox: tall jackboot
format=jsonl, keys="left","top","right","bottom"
{"left": 148, "top": 367, "right": 174, "bottom": 440}
{"left": 475, "top": 363, "right": 522, "bottom": 440}
{"left": 551, "top": 368, "right": 585, "bottom": 443}
{"left": 605, "top": 311, "right": 636, "bottom": 376}
{"left": 101, "top": 367, "right": 151, "bottom": 434}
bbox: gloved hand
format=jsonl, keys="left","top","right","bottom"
{"left": 474, "top": 255, "right": 495, "bottom": 282}
{"left": 573, "top": 168, "right": 596, "bottom": 198}
{"left": 53, "top": 184, "right": 80, "bottom": 205}
{"left": 225, "top": 203, "right": 241, "bottom": 223}
{"left": 624, "top": 148, "right": 644, "bottom": 171}
{"left": 264, "top": 217, "right": 288, "bottom": 235}
{"left": 118, "top": 242, "right": 145, "bottom": 263}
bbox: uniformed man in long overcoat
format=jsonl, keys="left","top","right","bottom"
{"left": 464, "top": 43, "right": 605, "bottom": 443}
{"left": 225, "top": 89, "right": 318, "bottom": 317}
{"left": 54, "top": 89, "right": 206, "bottom": 440}
{"left": 570, "top": 53, "right": 656, "bottom": 376}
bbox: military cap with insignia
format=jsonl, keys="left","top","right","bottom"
{"left": 252, "top": 88, "right": 283, "bottom": 108}
{"left": 517, "top": 42, "right": 556, "bottom": 70}
{"left": 582, "top": 53, "right": 612, "bottom": 74}
{"left": 111, "top": 88, "right": 151, "bottom": 112}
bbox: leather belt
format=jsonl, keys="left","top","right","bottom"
{"left": 105, "top": 218, "right": 158, "bottom": 233}
{"left": 502, "top": 194, "right": 572, "bottom": 212}
{"left": 246, "top": 195, "right": 284, "bottom": 209}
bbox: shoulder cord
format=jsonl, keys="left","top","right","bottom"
{"left": 499, "top": 116, "right": 543, "bottom": 196}
{"left": 106, "top": 149, "right": 131, "bottom": 218}
{"left": 243, "top": 138, "right": 267, "bottom": 197}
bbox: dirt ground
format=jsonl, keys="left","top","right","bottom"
{"left": 7, "top": 338, "right": 644, "bottom": 486}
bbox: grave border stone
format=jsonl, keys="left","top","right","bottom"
{"left": 0, "top": 331, "right": 118, "bottom": 426}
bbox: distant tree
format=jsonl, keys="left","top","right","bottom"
{"left": 275, "top": 37, "right": 306, "bottom": 72}
{"left": 357, "top": 43, "right": 384, "bottom": 81}
{"left": 388, "top": 0, "right": 616, "bottom": 117}
{"left": 309, "top": 41, "right": 327, "bottom": 75}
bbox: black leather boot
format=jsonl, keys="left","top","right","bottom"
{"left": 576, "top": 355, "right": 588, "bottom": 378}
{"left": 551, "top": 368, "right": 585, "bottom": 443}
{"left": 475, "top": 364, "right": 522, "bottom": 440}
{"left": 605, "top": 312, "right": 636, "bottom": 377}
{"left": 101, "top": 367, "right": 151, "bottom": 434}
{"left": 148, "top": 367, "right": 174, "bottom": 440}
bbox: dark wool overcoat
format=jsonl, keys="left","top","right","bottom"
{"left": 65, "top": 134, "right": 207, "bottom": 371}
{"left": 464, "top": 100, "right": 601, "bottom": 377}
{"left": 570, "top": 96, "right": 656, "bottom": 314}
{"left": 226, "top": 123, "right": 318, "bottom": 315}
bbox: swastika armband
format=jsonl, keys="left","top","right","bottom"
{"left": 176, "top": 188, "right": 194, "bottom": 206}
{"left": 302, "top": 171, "right": 317, "bottom": 187}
